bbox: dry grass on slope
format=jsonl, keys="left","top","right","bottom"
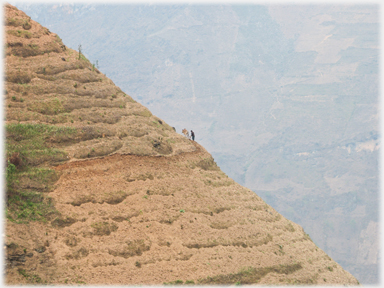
{"left": 6, "top": 141, "right": 359, "bottom": 285}
{"left": 4, "top": 3, "right": 359, "bottom": 286}
{"left": 4, "top": 3, "right": 194, "bottom": 161}
{"left": 4, "top": 1, "right": 194, "bottom": 234}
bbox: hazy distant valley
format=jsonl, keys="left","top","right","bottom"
{"left": 11, "top": 3, "right": 379, "bottom": 284}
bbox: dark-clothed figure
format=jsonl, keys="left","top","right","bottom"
{"left": 191, "top": 130, "right": 195, "bottom": 141}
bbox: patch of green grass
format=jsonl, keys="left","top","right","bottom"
{"left": 18, "top": 268, "right": 45, "bottom": 284}
{"left": 28, "top": 98, "right": 68, "bottom": 115}
{"left": 7, "top": 29, "right": 32, "bottom": 39}
{"left": 6, "top": 161, "right": 17, "bottom": 191}
{"left": 18, "top": 167, "right": 59, "bottom": 190}
{"left": 151, "top": 120, "right": 161, "bottom": 128}
{"left": 79, "top": 53, "right": 90, "bottom": 63}
{"left": 6, "top": 123, "right": 76, "bottom": 166}
{"left": 6, "top": 17, "right": 24, "bottom": 27}
{"left": 167, "top": 138, "right": 176, "bottom": 144}
{"left": 5, "top": 123, "right": 77, "bottom": 223}
{"left": 54, "top": 35, "right": 63, "bottom": 44}
{"left": 6, "top": 161, "right": 60, "bottom": 223}
{"left": 7, "top": 190, "right": 58, "bottom": 223}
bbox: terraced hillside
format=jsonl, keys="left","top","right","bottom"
{"left": 4, "top": 4, "right": 359, "bottom": 285}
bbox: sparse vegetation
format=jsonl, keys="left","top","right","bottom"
{"left": 304, "top": 232, "right": 313, "bottom": 242}
{"left": 28, "top": 98, "right": 68, "bottom": 115}
{"left": 184, "top": 233, "right": 272, "bottom": 249}
{"left": 70, "top": 190, "right": 129, "bottom": 206}
{"left": 210, "top": 221, "right": 232, "bottom": 229}
{"left": 3, "top": 4, "right": 360, "bottom": 285}
{"left": 195, "top": 157, "right": 220, "bottom": 171}
{"left": 78, "top": 44, "right": 82, "bottom": 60}
{"left": 7, "top": 29, "right": 32, "bottom": 39}
{"left": 64, "top": 236, "right": 79, "bottom": 247}
{"left": 108, "top": 239, "right": 151, "bottom": 258}
{"left": 6, "top": 17, "right": 24, "bottom": 27}
{"left": 91, "top": 222, "right": 118, "bottom": 236}
{"left": 7, "top": 71, "right": 31, "bottom": 84}
{"left": 7, "top": 190, "right": 58, "bottom": 223}
{"left": 103, "top": 191, "right": 128, "bottom": 204}
{"left": 79, "top": 53, "right": 89, "bottom": 62}
{"left": 198, "top": 264, "right": 303, "bottom": 284}
{"left": 159, "top": 214, "right": 181, "bottom": 224}
{"left": 204, "top": 179, "right": 233, "bottom": 187}
{"left": 285, "top": 223, "right": 295, "bottom": 232}
{"left": 22, "top": 20, "right": 31, "bottom": 30}
{"left": 5, "top": 123, "right": 75, "bottom": 222}
{"left": 164, "top": 279, "right": 184, "bottom": 285}
{"left": 132, "top": 109, "right": 152, "bottom": 117}
{"left": 51, "top": 216, "right": 77, "bottom": 228}
{"left": 6, "top": 123, "right": 75, "bottom": 166}
{"left": 17, "top": 268, "right": 44, "bottom": 284}
{"left": 55, "top": 35, "right": 63, "bottom": 44}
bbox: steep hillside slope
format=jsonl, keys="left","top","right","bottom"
{"left": 4, "top": 4, "right": 359, "bottom": 285}
{"left": 11, "top": 3, "right": 379, "bottom": 284}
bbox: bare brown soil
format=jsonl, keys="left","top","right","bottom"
{"left": 4, "top": 3, "right": 359, "bottom": 285}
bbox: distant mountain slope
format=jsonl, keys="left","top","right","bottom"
{"left": 4, "top": 4, "right": 360, "bottom": 285}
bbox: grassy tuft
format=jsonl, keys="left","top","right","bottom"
{"left": 164, "top": 279, "right": 184, "bottom": 285}
{"left": 108, "top": 239, "right": 151, "bottom": 258}
{"left": 7, "top": 29, "right": 32, "bottom": 39}
{"left": 6, "top": 17, "right": 24, "bottom": 27}
{"left": 195, "top": 157, "right": 220, "bottom": 171}
{"left": 91, "top": 222, "right": 118, "bottom": 236}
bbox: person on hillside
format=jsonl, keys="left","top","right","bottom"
{"left": 191, "top": 130, "right": 195, "bottom": 141}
